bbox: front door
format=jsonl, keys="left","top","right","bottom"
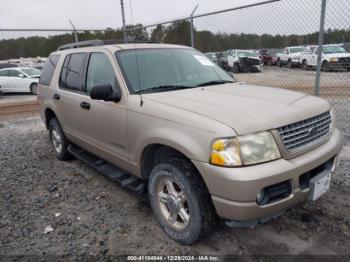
{"left": 80, "top": 51, "right": 129, "bottom": 169}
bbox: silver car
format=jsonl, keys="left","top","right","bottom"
{"left": 0, "top": 67, "right": 40, "bottom": 95}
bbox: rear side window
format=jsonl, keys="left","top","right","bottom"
{"left": 39, "top": 54, "right": 60, "bottom": 86}
{"left": 0, "top": 70, "right": 8, "bottom": 76}
{"left": 59, "top": 53, "right": 86, "bottom": 92}
{"left": 8, "top": 70, "right": 21, "bottom": 77}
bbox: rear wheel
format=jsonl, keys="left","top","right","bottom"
{"left": 148, "top": 158, "right": 216, "bottom": 245}
{"left": 30, "top": 83, "right": 38, "bottom": 95}
{"left": 49, "top": 118, "right": 71, "bottom": 161}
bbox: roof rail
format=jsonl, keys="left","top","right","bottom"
{"left": 57, "top": 39, "right": 162, "bottom": 50}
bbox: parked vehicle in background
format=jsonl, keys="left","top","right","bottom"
{"left": 0, "top": 67, "right": 40, "bottom": 95}
{"left": 342, "top": 43, "right": 350, "bottom": 53}
{"left": 227, "top": 49, "right": 263, "bottom": 73}
{"left": 260, "top": 49, "right": 282, "bottom": 66}
{"left": 217, "top": 50, "right": 231, "bottom": 70}
{"left": 0, "top": 63, "right": 18, "bottom": 70}
{"left": 300, "top": 44, "right": 350, "bottom": 71}
{"left": 204, "top": 52, "right": 219, "bottom": 64}
{"left": 277, "top": 46, "right": 308, "bottom": 68}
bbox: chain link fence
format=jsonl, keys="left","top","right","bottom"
{"left": 0, "top": 0, "right": 349, "bottom": 134}
{"left": 124, "top": 0, "right": 350, "bottom": 135}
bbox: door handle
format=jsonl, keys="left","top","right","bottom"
{"left": 53, "top": 94, "right": 60, "bottom": 100}
{"left": 80, "top": 101, "right": 91, "bottom": 110}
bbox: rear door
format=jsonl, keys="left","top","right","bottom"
{"left": 56, "top": 52, "right": 89, "bottom": 138}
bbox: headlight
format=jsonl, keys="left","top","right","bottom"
{"left": 330, "top": 57, "right": 338, "bottom": 62}
{"left": 210, "top": 131, "right": 281, "bottom": 167}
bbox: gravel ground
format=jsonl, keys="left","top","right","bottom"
{"left": 0, "top": 116, "right": 350, "bottom": 260}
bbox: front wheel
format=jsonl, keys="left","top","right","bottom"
{"left": 277, "top": 59, "right": 282, "bottom": 67}
{"left": 322, "top": 61, "right": 332, "bottom": 72}
{"left": 232, "top": 63, "right": 240, "bottom": 73}
{"left": 302, "top": 60, "right": 308, "bottom": 70}
{"left": 148, "top": 159, "right": 216, "bottom": 245}
{"left": 30, "top": 83, "right": 38, "bottom": 95}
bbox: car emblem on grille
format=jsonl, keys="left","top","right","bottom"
{"left": 308, "top": 126, "right": 318, "bottom": 136}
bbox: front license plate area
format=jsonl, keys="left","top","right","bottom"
{"left": 308, "top": 171, "right": 332, "bottom": 201}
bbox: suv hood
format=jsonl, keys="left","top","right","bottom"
{"left": 323, "top": 53, "right": 350, "bottom": 58}
{"left": 144, "top": 83, "right": 330, "bottom": 135}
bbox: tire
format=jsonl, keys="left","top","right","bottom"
{"left": 233, "top": 63, "right": 240, "bottom": 73}
{"left": 287, "top": 59, "right": 293, "bottom": 69}
{"left": 148, "top": 158, "right": 216, "bottom": 245}
{"left": 322, "top": 61, "right": 332, "bottom": 72}
{"left": 302, "top": 60, "right": 308, "bottom": 70}
{"left": 49, "top": 118, "right": 72, "bottom": 161}
{"left": 30, "top": 83, "right": 38, "bottom": 95}
{"left": 277, "top": 59, "right": 282, "bottom": 67}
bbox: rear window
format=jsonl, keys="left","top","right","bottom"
{"left": 59, "top": 53, "right": 86, "bottom": 92}
{"left": 39, "top": 55, "right": 60, "bottom": 86}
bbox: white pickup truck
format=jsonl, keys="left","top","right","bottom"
{"left": 300, "top": 44, "right": 350, "bottom": 71}
{"left": 276, "top": 46, "right": 308, "bottom": 68}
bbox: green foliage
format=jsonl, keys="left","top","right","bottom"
{"left": 0, "top": 23, "right": 349, "bottom": 60}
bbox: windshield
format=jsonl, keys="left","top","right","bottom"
{"left": 116, "top": 48, "right": 233, "bottom": 94}
{"left": 21, "top": 68, "right": 41, "bottom": 76}
{"left": 268, "top": 49, "right": 281, "bottom": 55}
{"left": 323, "top": 45, "right": 347, "bottom": 54}
{"left": 237, "top": 51, "right": 259, "bottom": 58}
{"left": 289, "top": 47, "right": 307, "bottom": 53}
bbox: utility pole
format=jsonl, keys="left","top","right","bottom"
{"left": 190, "top": 4, "right": 199, "bottom": 48}
{"left": 120, "top": 0, "right": 127, "bottom": 42}
{"left": 69, "top": 19, "right": 79, "bottom": 43}
{"left": 315, "top": 0, "right": 327, "bottom": 97}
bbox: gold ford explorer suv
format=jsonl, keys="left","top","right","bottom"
{"left": 38, "top": 40, "right": 343, "bottom": 245}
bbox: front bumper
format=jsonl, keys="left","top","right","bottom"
{"left": 192, "top": 129, "right": 343, "bottom": 221}
{"left": 329, "top": 61, "right": 350, "bottom": 70}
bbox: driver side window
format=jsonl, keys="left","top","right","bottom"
{"left": 86, "top": 53, "right": 118, "bottom": 94}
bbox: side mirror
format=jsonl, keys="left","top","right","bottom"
{"left": 18, "top": 74, "right": 25, "bottom": 78}
{"left": 90, "top": 84, "right": 122, "bottom": 102}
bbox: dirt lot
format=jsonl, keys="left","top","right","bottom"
{"left": 0, "top": 115, "right": 350, "bottom": 260}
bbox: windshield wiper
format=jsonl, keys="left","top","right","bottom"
{"left": 195, "top": 80, "right": 234, "bottom": 87}
{"left": 134, "top": 85, "right": 194, "bottom": 94}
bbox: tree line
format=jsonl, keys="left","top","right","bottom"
{"left": 1, "top": 21, "right": 349, "bottom": 60}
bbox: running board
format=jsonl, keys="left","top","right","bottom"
{"left": 68, "top": 144, "right": 146, "bottom": 194}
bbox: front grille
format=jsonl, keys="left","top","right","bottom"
{"left": 241, "top": 57, "right": 261, "bottom": 65}
{"left": 277, "top": 111, "right": 331, "bottom": 151}
{"left": 338, "top": 57, "right": 350, "bottom": 66}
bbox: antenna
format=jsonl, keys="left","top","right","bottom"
{"left": 69, "top": 19, "right": 79, "bottom": 43}
{"left": 120, "top": 0, "right": 127, "bottom": 42}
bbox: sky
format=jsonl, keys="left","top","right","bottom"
{"left": 0, "top": 0, "right": 349, "bottom": 39}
